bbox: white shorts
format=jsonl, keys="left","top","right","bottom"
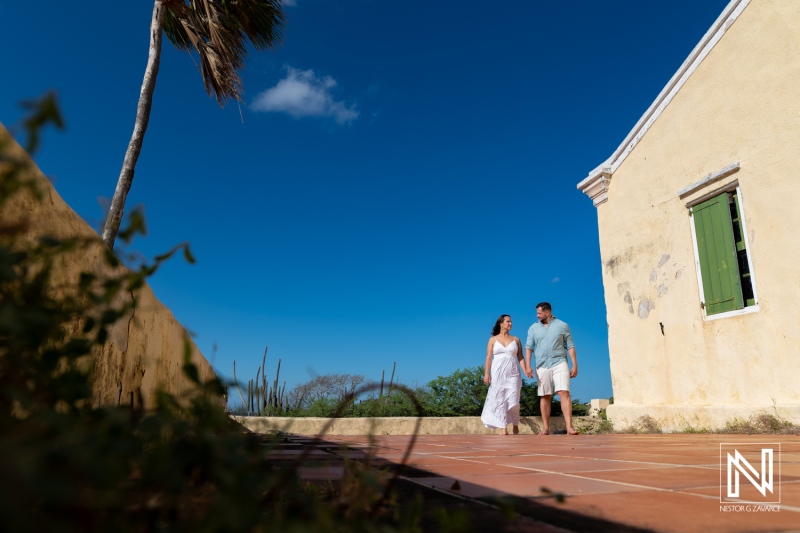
{"left": 536, "top": 361, "right": 570, "bottom": 396}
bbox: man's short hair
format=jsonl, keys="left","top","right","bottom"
{"left": 536, "top": 302, "right": 552, "bottom": 312}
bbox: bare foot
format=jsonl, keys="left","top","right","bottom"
{"left": 567, "top": 428, "right": 580, "bottom": 435}
{"left": 539, "top": 429, "right": 550, "bottom": 435}
{"left": 500, "top": 430, "right": 508, "bottom": 436}
{"left": 512, "top": 425, "right": 519, "bottom": 435}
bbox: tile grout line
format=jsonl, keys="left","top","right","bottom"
{"left": 432, "top": 453, "right": 723, "bottom": 470}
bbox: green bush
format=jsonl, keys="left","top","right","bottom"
{"left": 351, "top": 390, "right": 420, "bottom": 418}
{"left": 518, "top": 380, "right": 541, "bottom": 416}
{"left": 277, "top": 365, "right": 596, "bottom": 419}
{"left": 303, "top": 396, "right": 340, "bottom": 417}
{"left": 418, "top": 366, "right": 575, "bottom": 418}
{"left": 418, "top": 366, "right": 487, "bottom": 417}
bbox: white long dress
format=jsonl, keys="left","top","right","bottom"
{"left": 480, "top": 339, "right": 522, "bottom": 429}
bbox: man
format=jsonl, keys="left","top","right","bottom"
{"left": 524, "top": 302, "right": 579, "bottom": 435}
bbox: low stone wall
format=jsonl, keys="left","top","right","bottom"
{"left": 1, "top": 123, "right": 216, "bottom": 408}
{"left": 234, "top": 416, "right": 603, "bottom": 436}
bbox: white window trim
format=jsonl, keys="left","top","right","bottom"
{"left": 678, "top": 162, "right": 739, "bottom": 199}
{"left": 688, "top": 184, "right": 758, "bottom": 321}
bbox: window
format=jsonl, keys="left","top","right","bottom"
{"left": 689, "top": 188, "right": 756, "bottom": 318}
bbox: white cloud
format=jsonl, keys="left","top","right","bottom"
{"left": 251, "top": 67, "right": 359, "bottom": 124}
{"left": 551, "top": 277, "right": 560, "bottom": 283}
{"left": 281, "top": 0, "right": 297, "bottom": 6}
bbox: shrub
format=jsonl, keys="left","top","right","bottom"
{"left": 578, "top": 408, "right": 614, "bottom": 434}
{"left": 720, "top": 413, "right": 800, "bottom": 435}
{"left": 619, "top": 415, "right": 662, "bottom": 434}
{"left": 278, "top": 365, "right": 589, "bottom": 420}
{"left": 419, "top": 366, "right": 487, "bottom": 417}
{"left": 352, "top": 390, "right": 420, "bottom": 417}
{"left": 517, "top": 380, "right": 540, "bottom": 416}
{"left": 303, "top": 396, "right": 341, "bottom": 417}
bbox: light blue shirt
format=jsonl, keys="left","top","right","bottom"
{"left": 525, "top": 317, "right": 575, "bottom": 369}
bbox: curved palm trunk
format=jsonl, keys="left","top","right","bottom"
{"left": 102, "top": 1, "right": 165, "bottom": 249}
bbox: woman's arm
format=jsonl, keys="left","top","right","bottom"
{"left": 484, "top": 337, "right": 494, "bottom": 385}
{"left": 515, "top": 337, "right": 527, "bottom": 374}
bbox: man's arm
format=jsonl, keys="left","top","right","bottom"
{"left": 568, "top": 347, "right": 578, "bottom": 378}
{"left": 524, "top": 326, "right": 535, "bottom": 378}
{"left": 562, "top": 323, "right": 577, "bottom": 378}
{"left": 524, "top": 347, "right": 534, "bottom": 378}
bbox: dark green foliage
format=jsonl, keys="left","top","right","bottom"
{"left": 303, "top": 396, "right": 340, "bottom": 417}
{"left": 0, "top": 99, "right": 427, "bottom": 532}
{"left": 275, "top": 365, "right": 590, "bottom": 419}
{"left": 418, "top": 366, "right": 487, "bottom": 417}
{"left": 571, "top": 400, "right": 590, "bottom": 417}
{"left": 17, "top": 91, "right": 64, "bottom": 155}
{"left": 349, "top": 390, "right": 421, "bottom": 418}
{"left": 518, "top": 380, "right": 541, "bottom": 416}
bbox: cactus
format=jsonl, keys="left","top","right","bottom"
{"left": 232, "top": 350, "right": 402, "bottom": 417}
{"left": 233, "top": 360, "right": 247, "bottom": 413}
{"left": 272, "top": 359, "right": 281, "bottom": 409}
{"left": 260, "top": 346, "right": 268, "bottom": 413}
{"left": 247, "top": 380, "right": 252, "bottom": 415}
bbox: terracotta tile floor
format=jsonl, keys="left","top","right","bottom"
{"left": 285, "top": 433, "right": 800, "bottom": 532}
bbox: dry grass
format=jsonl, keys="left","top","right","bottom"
{"left": 718, "top": 413, "right": 800, "bottom": 435}
{"left": 575, "top": 409, "right": 615, "bottom": 435}
{"left": 580, "top": 409, "right": 800, "bottom": 435}
{"left": 618, "top": 415, "right": 662, "bottom": 434}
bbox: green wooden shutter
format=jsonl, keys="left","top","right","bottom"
{"left": 692, "top": 192, "right": 743, "bottom": 315}
{"left": 729, "top": 192, "right": 756, "bottom": 306}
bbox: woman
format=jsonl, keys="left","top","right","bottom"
{"left": 480, "top": 314, "right": 528, "bottom": 435}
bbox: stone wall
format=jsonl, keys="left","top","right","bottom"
{"left": 235, "top": 416, "right": 579, "bottom": 436}
{"left": 1, "top": 123, "right": 216, "bottom": 408}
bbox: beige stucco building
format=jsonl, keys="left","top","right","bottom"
{"left": 578, "top": 0, "right": 800, "bottom": 430}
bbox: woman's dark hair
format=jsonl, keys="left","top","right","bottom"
{"left": 492, "top": 315, "right": 510, "bottom": 336}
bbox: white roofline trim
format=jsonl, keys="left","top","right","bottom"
{"left": 578, "top": 0, "right": 751, "bottom": 204}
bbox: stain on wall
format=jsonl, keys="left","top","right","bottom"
{"left": 638, "top": 298, "right": 655, "bottom": 318}
{"left": 607, "top": 250, "right": 683, "bottom": 320}
{"left": 616, "top": 282, "right": 633, "bottom": 314}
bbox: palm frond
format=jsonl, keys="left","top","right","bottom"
{"left": 223, "top": 0, "right": 285, "bottom": 50}
{"left": 163, "top": 0, "right": 285, "bottom": 105}
{"left": 163, "top": 7, "right": 192, "bottom": 51}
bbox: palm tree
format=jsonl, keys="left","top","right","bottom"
{"left": 102, "top": 0, "right": 285, "bottom": 248}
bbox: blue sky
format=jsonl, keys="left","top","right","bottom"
{"left": 1, "top": 1, "right": 731, "bottom": 404}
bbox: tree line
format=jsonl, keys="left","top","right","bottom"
{"left": 232, "top": 364, "right": 590, "bottom": 418}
